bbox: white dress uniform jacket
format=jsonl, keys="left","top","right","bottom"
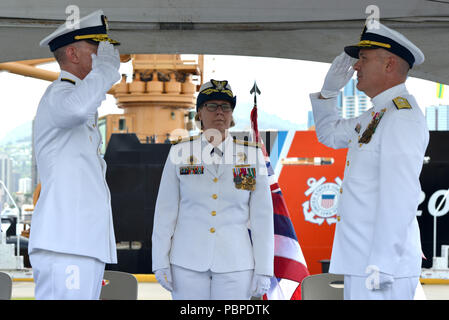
{"left": 310, "top": 83, "right": 429, "bottom": 277}
{"left": 29, "top": 70, "right": 117, "bottom": 264}
{"left": 152, "top": 134, "right": 274, "bottom": 276}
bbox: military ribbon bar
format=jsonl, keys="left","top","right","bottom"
{"left": 180, "top": 166, "right": 204, "bottom": 175}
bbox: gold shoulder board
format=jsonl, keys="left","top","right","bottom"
{"left": 171, "top": 135, "right": 200, "bottom": 145}
{"left": 393, "top": 97, "right": 412, "bottom": 110}
{"left": 233, "top": 138, "right": 261, "bottom": 148}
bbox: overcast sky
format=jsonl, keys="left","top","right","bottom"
{"left": 0, "top": 54, "right": 448, "bottom": 141}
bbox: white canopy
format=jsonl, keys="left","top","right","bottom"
{"left": 1, "top": 0, "right": 449, "bottom": 83}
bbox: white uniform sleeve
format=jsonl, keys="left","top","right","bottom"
{"left": 152, "top": 147, "right": 180, "bottom": 271}
{"left": 369, "top": 113, "right": 427, "bottom": 275}
{"left": 249, "top": 147, "right": 274, "bottom": 276}
{"left": 309, "top": 92, "right": 359, "bottom": 149}
{"left": 47, "top": 65, "right": 119, "bottom": 128}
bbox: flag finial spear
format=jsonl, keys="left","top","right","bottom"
{"left": 250, "top": 81, "right": 261, "bottom": 105}
{"left": 250, "top": 81, "right": 262, "bottom": 143}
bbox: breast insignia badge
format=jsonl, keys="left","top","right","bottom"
{"left": 188, "top": 155, "right": 197, "bottom": 165}
{"left": 237, "top": 152, "right": 247, "bottom": 163}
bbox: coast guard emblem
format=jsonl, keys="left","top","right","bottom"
{"left": 302, "top": 176, "right": 342, "bottom": 225}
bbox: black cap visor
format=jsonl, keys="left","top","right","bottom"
{"left": 344, "top": 44, "right": 385, "bottom": 59}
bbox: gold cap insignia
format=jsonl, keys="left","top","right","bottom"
{"left": 101, "top": 15, "right": 109, "bottom": 30}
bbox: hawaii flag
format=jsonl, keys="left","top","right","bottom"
{"left": 250, "top": 89, "right": 310, "bottom": 300}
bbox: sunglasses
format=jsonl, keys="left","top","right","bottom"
{"left": 202, "top": 103, "right": 233, "bottom": 112}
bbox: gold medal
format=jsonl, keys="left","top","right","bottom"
{"left": 358, "top": 108, "right": 387, "bottom": 145}
{"left": 233, "top": 167, "right": 256, "bottom": 191}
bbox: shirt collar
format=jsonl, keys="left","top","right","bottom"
{"left": 201, "top": 132, "right": 233, "bottom": 154}
{"left": 371, "top": 82, "right": 408, "bottom": 112}
{"left": 59, "top": 70, "right": 82, "bottom": 86}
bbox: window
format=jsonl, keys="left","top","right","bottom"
{"left": 119, "top": 118, "right": 126, "bottom": 131}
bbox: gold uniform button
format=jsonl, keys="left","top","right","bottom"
{"left": 210, "top": 228, "right": 215, "bottom": 233}
{"left": 337, "top": 215, "right": 341, "bottom": 222}
{"left": 211, "top": 211, "right": 216, "bottom": 216}
{"left": 213, "top": 178, "right": 218, "bottom": 183}
{"left": 340, "top": 187, "right": 343, "bottom": 194}
{"left": 212, "top": 194, "right": 218, "bottom": 199}
{"left": 347, "top": 160, "right": 350, "bottom": 167}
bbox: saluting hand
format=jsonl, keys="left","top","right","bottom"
{"left": 91, "top": 41, "right": 121, "bottom": 87}
{"left": 321, "top": 52, "right": 357, "bottom": 98}
{"left": 93, "top": 41, "right": 121, "bottom": 70}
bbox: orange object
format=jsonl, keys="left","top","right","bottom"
{"left": 33, "top": 183, "right": 41, "bottom": 206}
{"left": 277, "top": 131, "right": 348, "bottom": 274}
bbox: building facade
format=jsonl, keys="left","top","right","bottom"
{"left": 18, "top": 177, "right": 32, "bottom": 194}
{"left": 0, "top": 154, "right": 12, "bottom": 193}
{"left": 337, "top": 78, "right": 370, "bottom": 119}
{"left": 426, "top": 105, "right": 449, "bottom": 131}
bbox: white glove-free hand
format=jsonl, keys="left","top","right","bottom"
{"left": 154, "top": 267, "right": 173, "bottom": 292}
{"left": 250, "top": 274, "right": 271, "bottom": 297}
{"left": 321, "top": 52, "right": 357, "bottom": 98}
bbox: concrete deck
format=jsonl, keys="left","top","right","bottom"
{"left": 10, "top": 281, "right": 449, "bottom": 300}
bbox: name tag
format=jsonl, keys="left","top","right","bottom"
{"left": 180, "top": 166, "right": 204, "bottom": 175}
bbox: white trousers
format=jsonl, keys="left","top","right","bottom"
{"left": 343, "top": 275, "right": 419, "bottom": 300}
{"left": 30, "top": 249, "right": 105, "bottom": 300}
{"left": 171, "top": 264, "right": 253, "bottom": 300}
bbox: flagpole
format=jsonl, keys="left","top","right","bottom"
{"left": 248, "top": 81, "right": 310, "bottom": 300}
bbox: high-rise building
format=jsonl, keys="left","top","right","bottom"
{"left": 0, "top": 154, "right": 12, "bottom": 192}
{"left": 426, "top": 105, "right": 449, "bottom": 130}
{"left": 307, "top": 110, "right": 315, "bottom": 129}
{"left": 438, "top": 105, "right": 449, "bottom": 130}
{"left": 426, "top": 105, "right": 437, "bottom": 130}
{"left": 18, "top": 177, "right": 32, "bottom": 194}
{"left": 337, "top": 78, "right": 371, "bottom": 119}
